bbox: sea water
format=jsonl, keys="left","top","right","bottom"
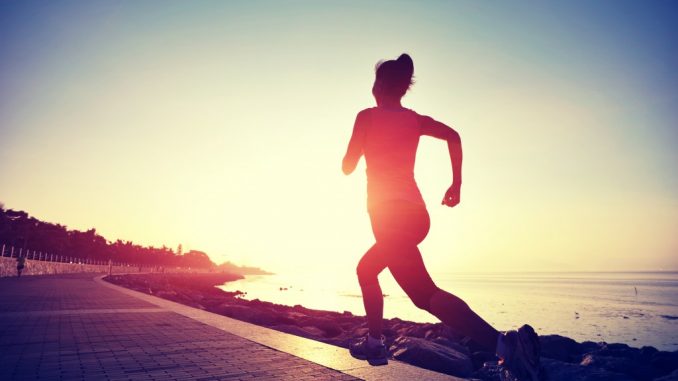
{"left": 218, "top": 271, "right": 678, "bottom": 351}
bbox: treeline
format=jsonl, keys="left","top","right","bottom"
{"left": 0, "top": 205, "right": 215, "bottom": 269}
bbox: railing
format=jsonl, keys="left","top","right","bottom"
{"left": 0, "top": 243, "right": 126, "bottom": 266}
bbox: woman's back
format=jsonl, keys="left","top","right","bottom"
{"left": 363, "top": 107, "right": 424, "bottom": 210}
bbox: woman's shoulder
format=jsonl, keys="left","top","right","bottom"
{"left": 357, "top": 107, "right": 377, "bottom": 115}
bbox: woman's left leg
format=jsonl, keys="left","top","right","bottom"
{"left": 386, "top": 244, "right": 499, "bottom": 352}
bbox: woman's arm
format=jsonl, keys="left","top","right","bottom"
{"left": 342, "top": 110, "right": 369, "bottom": 175}
{"left": 419, "top": 114, "right": 463, "bottom": 207}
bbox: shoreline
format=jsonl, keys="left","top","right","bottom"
{"left": 105, "top": 273, "right": 678, "bottom": 381}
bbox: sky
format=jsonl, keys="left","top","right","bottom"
{"left": 1, "top": 1, "right": 676, "bottom": 274}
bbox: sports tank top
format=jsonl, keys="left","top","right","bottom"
{"left": 363, "top": 107, "right": 425, "bottom": 211}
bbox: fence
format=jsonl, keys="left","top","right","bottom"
{"left": 0, "top": 244, "right": 186, "bottom": 278}
{"left": 1, "top": 244, "right": 121, "bottom": 266}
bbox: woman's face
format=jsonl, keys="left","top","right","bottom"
{"left": 372, "top": 80, "right": 383, "bottom": 103}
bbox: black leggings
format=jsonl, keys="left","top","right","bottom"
{"left": 356, "top": 200, "right": 440, "bottom": 311}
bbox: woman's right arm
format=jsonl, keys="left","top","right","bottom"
{"left": 418, "top": 114, "right": 463, "bottom": 207}
{"left": 342, "top": 109, "right": 369, "bottom": 175}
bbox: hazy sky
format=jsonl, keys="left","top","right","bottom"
{"left": 1, "top": 1, "right": 676, "bottom": 274}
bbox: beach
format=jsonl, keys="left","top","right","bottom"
{"left": 106, "top": 273, "right": 678, "bottom": 381}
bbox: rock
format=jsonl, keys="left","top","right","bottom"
{"left": 214, "top": 304, "right": 279, "bottom": 326}
{"left": 469, "top": 350, "right": 498, "bottom": 371}
{"left": 154, "top": 290, "right": 177, "bottom": 299}
{"left": 473, "top": 361, "right": 502, "bottom": 381}
{"left": 389, "top": 336, "right": 474, "bottom": 377}
{"left": 595, "top": 342, "right": 638, "bottom": 358}
{"left": 655, "top": 368, "right": 678, "bottom": 381}
{"left": 581, "top": 353, "right": 654, "bottom": 381}
{"left": 270, "top": 324, "right": 324, "bottom": 340}
{"left": 540, "top": 334, "right": 593, "bottom": 362}
{"left": 299, "top": 316, "right": 343, "bottom": 338}
{"left": 580, "top": 341, "right": 603, "bottom": 353}
{"left": 432, "top": 337, "right": 471, "bottom": 356}
{"left": 541, "top": 357, "right": 636, "bottom": 381}
{"left": 652, "top": 351, "right": 678, "bottom": 378}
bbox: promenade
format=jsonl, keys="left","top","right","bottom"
{"left": 0, "top": 273, "right": 465, "bottom": 381}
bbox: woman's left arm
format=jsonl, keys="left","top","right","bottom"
{"left": 342, "top": 110, "right": 368, "bottom": 175}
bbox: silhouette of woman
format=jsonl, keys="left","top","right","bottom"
{"left": 343, "top": 54, "right": 540, "bottom": 380}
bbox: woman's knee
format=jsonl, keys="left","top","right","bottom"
{"left": 356, "top": 260, "right": 378, "bottom": 288}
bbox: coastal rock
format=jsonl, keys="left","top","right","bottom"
{"left": 215, "top": 304, "right": 280, "bottom": 326}
{"left": 106, "top": 274, "right": 675, "bottom": 381}
{"left": 581, "top": 353, "right": 654, "bottom": 381}
{"left": 655, "top": 369, "right": 678, "bottom": 381}
{"left": 389, "top": 336, "right": 474, "bottom": 377}
{"left": 432, "top": 336, "right": 472, "bottom": 356}
{"left": 595, "top": 342, "right": 638, "bottom": 357}
{"left": 651, "top": 351, "right": 678, "bottom": 377}
{"left": 473, "top": 361, "right": 502, "bottom": 381}
{"left": 541, "top": 357, "right": 636, "bottom": 381}
{"left": 469, "top": 350, "right": 499, "bottom": 371}
{"left": 270, "top": 324, "right": 324, "bottom": 340}
{"left": 539, "top": 334, "right": 598, "bottom": 362}
{"left": 298, "top": 316, "right": 343, "bottom": 338}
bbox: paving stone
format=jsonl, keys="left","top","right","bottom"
{"left": 0, "top": 274, "right": 361, "bottom": 381}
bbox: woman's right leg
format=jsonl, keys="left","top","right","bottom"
{"left": 356, "top": 243, "right": 388, "bottom": 338}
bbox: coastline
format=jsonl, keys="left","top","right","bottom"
{"left": 219, "top": 270, "right": 678, "bottom": 352}
{"left": 105, "top": 273, "right": 678, "bottom": 381}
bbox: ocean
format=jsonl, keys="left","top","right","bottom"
{"left": 218, "top": 271, "right": 678, "bottom": 351}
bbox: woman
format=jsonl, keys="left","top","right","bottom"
{"left": 342, "top": 53, "right": 540, "bottom": 381}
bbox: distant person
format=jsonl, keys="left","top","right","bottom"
{"left": 342, "top": 53, "right": 540, "bottom": 380}
{"left": 16, "top": 255, "right": 25, "bottom": 277}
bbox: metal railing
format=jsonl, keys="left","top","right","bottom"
{"left": 1, "top": 243, "right": 128, "bottom": 267}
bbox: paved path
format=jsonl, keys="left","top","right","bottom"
{"left": 0, "top": 273, "right": 360, "bottom": 381}
{"left": 0, "top": 273, "right": 466, "bottom": 381}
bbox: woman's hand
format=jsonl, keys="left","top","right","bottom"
{"left": 441, "top": 184, "right": 461, "bottom": 207}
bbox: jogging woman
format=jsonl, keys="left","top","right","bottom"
{"left": 342, "top": 53, "right": 540, "bottom": 381}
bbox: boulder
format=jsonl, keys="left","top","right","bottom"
{"left": 473, "top": 361, "right": 502, "bottom": 381}
{"left": 539, "top": 334, "right": 591, "bottom": 362}
{"left": 214, "top": 304, "right": 280, "bottom": 326}
{"left": 389, "top": 336, "right": 474, "bottom": 377}
{"left": 270, "top": 324, "right": 324, "bottom": 340}
{"left": 652, "top": 351, "right": 678, "bottom": 378}
{"left": 580, "top": 353, "right": 654, "bottom": 381}
{"left": 432, "top": 337, "right": 471, "bottom": 356}
{"left": 655, "top": 368, "right": 678, "bottom": 381}
{"left": 298, "top": 316, "right": 343, "bottom": 338}
{"left": 469, "top": 350, "right": 499, "bottom": 371}
{"left": 541, "top": 357, "right": 635, "bottom": 381}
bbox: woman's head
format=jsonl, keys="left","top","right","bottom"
{"left": 373, "top": 53, "right": 414, "bottom": 101}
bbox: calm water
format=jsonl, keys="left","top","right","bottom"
{"left": 218, "top": 271, "right": 678, "bottom": 351}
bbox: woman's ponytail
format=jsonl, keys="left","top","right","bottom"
{"left": 397, "top": 54, "right": 414, "bottom": 78}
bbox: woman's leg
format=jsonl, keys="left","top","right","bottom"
{"left": 356, "top": 243, "right": 388, "bottom": 338}
{"left": 387, "top": 245, "right": 499, "bottom": 352}
{"left": 429, "top": 289, "right": 499, "bottom": 352}
{"left": 364, "top": 200, "right": 499, "bottom": 352}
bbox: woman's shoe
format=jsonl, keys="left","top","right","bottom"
{"left": 349, "top": 334, "right": 389, "bottom": 366}
{"left": 497, "top": 324, "right": 541, "bottom": 381}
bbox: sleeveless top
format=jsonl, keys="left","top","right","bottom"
{"left": 363, "top": 107, "right": 425, "bottom": 211}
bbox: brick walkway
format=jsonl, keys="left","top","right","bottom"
{"left": 0, "top": 273, "right": 360, "bottom": 381}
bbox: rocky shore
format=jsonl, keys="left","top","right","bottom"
{"left": 105, "top": 273, "right": 678, "bottom": 381}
